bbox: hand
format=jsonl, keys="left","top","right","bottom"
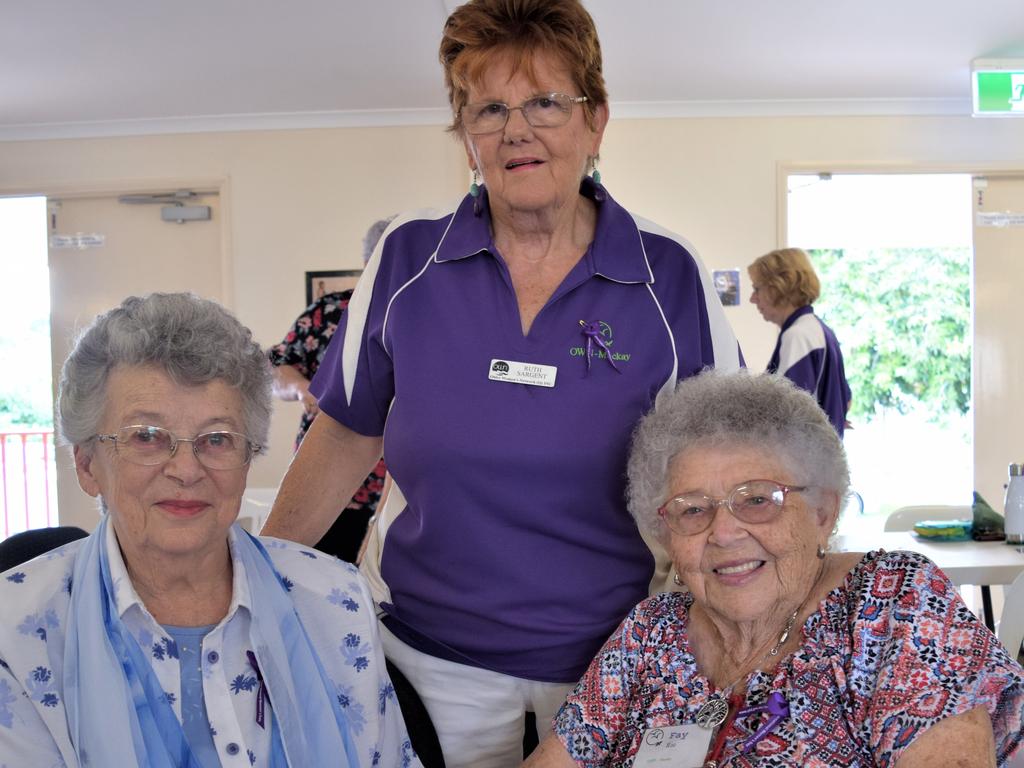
{"left": 298, "top": 385, "right": 320, "bottom": 417}
{"left": 271, "top": 364, "right": 319, "bottom": 416}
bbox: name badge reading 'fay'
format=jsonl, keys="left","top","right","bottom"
{"left": 488, "top": 359, "right": 557, "bottom": 387}
{"left": 633, "top": 724, "right": 713, "bottom": 766}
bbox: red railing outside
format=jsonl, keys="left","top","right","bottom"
{"left": 1, "top": 430, "right": 58, "bottom": 540}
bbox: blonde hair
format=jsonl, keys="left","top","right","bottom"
{"left": 439, "top": 0, "right": 607, "bottom": 135}
{"left": 748, "top": 247, "right": 821, "bottom": 307}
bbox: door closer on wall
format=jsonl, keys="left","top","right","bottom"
{"left": 117, "top": 189, "right": 212, "bottom": 224}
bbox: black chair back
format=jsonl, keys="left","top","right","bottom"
{"left": 386, "top": 659, "right": 446, "bottom": 768}
{"left": 0, "top": 526, "right": 89, "bottom": 572}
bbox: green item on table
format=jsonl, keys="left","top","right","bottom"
{"left": 972, "top": 491, "right": 1006, "bottom": 541}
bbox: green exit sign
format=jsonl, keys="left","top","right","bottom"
{"left": 972, "top": 60, "right": 1024, "bottom": 116}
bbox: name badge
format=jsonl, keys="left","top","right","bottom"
{"left": 488, "top": 359, "right": 557, "bottom": 388}
{"left": 632, "top": 724, "right": 712, "bottom": 767}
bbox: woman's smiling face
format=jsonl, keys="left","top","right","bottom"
{"left": 666, "top": 443, "right": 837, "bottom": 627}
{"left": 74, "top": 364, "right": 250, "bottom": 569}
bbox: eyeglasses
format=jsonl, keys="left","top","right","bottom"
{"left": 460, "top": 92, "right": 588, "bottom": 135}
{"left": 657, "top": 480, "right": 808, "bottom": 536}
{"left": 94, "top": 425, "right": 261, "bottom": 470}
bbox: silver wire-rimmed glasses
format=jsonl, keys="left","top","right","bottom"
{"left": 461, "top": 92, "right": 588, "bottom": 134}
{"left": 658, "top": 480, "right": 808, "bottom": 535}
{"left": 93, "top": 425, "right": 261, "bottom": 470}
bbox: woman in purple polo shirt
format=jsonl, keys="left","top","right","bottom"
{"left": 748, "top": 247, "right": 852, "bottom": 437}
{"left": 262, "top": 1, "right": 740, "bottom": 765}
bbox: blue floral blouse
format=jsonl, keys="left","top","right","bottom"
{"left": 0, "top": 524, "right": 419, "bottom": 767}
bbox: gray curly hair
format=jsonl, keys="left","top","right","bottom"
{"left": 627, "top": 370, "right": 850, "bottom": 536}
{"left": 57, "top": 292, "right": 272, "bottom": 450}
{"left": 362, "top": 216, "right": 397, "bottom": 264}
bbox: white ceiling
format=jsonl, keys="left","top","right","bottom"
{"left": 3, "top": 0, "right": 1023, "bottom": 141}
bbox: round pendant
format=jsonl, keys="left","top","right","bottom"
{"left": 696, "top": 696, "right": 730, "bottom": 729}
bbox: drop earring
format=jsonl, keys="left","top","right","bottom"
{"left": 470, "top": 170, "right": 483, "bottom": 215}
{"left": 590, "top": 156, "right": 602, "bottom": 186}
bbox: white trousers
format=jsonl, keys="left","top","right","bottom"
{"left": 381, "top": 625, "right": 576, "bottom": 768}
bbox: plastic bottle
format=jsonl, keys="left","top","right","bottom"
{"left": 1005, "top": 463, "right": 1024, "bottom": 545}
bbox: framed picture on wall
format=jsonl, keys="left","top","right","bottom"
{"left": 305, "top": 270, "right": 362, "bottom": 305}
{"left": 712, "top": 269, "right": 741, "bottom": 307}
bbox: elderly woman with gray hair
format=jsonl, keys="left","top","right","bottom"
{"left": 526, "top": 371, "right": 1022, "bottom": 767}
{"left": 0, "top": 293, "right": 418, "bottom": 767}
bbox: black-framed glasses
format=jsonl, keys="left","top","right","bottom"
{"left": 94, "top": 425, "right": 261, "bottom": 470}
{"left": 461, "top": 92, "right": 588, "bottom": 135}
{"left": 657, "top": 479, "right": 808, "bottom": 536}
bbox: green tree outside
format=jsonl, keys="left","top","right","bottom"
{"left": 0, "top": 393, "right": 52, "bottom": 429}
{"left": 810, "top": 247, "right": 971, "bottom": 424}
{"left": 0, "top": 322, "right": 53, "bottom": 431}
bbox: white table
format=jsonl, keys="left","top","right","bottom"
{"left": 835, "top": 531, "right": 1024, "bottom": 629}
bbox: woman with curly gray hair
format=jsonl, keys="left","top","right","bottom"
{"left": 526, "top": 371, "right": 1022, "bottom": 767}
{"left": 0, "top": 293, "right": 418, "bottom": 768}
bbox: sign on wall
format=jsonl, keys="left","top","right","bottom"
{"left": 972, "top": 59, "right": 1024, "bottom": 116}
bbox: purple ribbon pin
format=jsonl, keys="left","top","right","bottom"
{"left": 737, "top": 691, "right": 789, "bottom": 753}
{"left": 246, "top": 650, "right": 271, "bottom": 729}
{"left": 579, "top": 320, "right": 621, "bottom": 374}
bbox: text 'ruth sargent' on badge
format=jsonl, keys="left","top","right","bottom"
{"left": 487, "top": 359, "right": 557, "bottom": 387}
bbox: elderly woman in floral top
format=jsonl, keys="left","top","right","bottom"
{"left": 0, "top": 293, "right": 418, "bottom": 767}
{"left": 525, "top": 371, "right": 1022, "bottom": 768}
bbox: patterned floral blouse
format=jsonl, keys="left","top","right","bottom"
{"left": 0, "top": 527, "right": 418, "bottom": 767}
{"left": 554, "top": 550, "right": 1023, "bottom": 767}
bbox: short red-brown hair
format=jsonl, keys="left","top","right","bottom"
{"left": 439, "top": 0, "right": 608, "bottom": 135}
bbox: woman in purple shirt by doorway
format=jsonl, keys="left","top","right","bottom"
{"left": 749, "top": 247, "right": 852, "bottom": 437}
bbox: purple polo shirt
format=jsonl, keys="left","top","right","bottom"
{"left": 767, "top": 304, "right": 851, "bottom": 437}
{"left": 311, "top": 180, "right": 741, "bottom": 682}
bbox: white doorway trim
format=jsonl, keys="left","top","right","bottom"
{"left": 776, "top": 163, "right": 1024, "bottom": 248}
{"left": 0, "top": 176, "right": 235, "bottom": 308}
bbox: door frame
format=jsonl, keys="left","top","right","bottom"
{"left": 776, "top": 162, "right": 1024, "bottom": 246}
{"left": 0, "top": 176, "right": 234, "bottom": 306}
{"left": 777, "top": 161, "right": 1024, "bottom": 515}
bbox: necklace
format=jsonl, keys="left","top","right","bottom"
{"left": 694, "top": 605, "right": 801, "bottom": 730}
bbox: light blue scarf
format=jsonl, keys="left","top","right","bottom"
{"left": 62, "top": 516, "right": 360, "bottom": 767}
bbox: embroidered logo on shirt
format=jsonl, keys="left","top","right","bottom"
{"left": 569, "top": 320, "right": 632, "bottom": 363}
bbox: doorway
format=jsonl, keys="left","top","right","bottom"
{"left": 0, "top": 196, "right": 55, "bottom": 540}
{"left": 786, "top": 173, "right": 974, "bottom": 531}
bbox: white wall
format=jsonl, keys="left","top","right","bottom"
{"left": 2, "top": 114, "right": 1022, "bottom": 516}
